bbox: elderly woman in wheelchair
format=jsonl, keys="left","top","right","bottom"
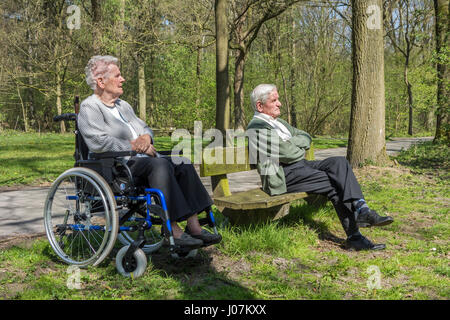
{"left": 44, "top": 55, "right": 221, "bottom": 278}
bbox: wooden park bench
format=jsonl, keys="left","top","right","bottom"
{"left": 199, "top": 143, "right": 326, "bottom": 225}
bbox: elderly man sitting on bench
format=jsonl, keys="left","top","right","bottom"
{"left": 246, "top": 84, "right": 394, "bottom": 251}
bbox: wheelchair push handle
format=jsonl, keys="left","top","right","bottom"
{"left": 53, "top": 113, "right": 77, "bottom": 122}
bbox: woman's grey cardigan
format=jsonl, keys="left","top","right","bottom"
{"left": 77, "top": 94, "right": 154, "bottom": 153}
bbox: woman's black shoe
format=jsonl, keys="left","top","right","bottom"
{"left": 188, "top": 229, "right": 222, "bottom": 246}
{"left": 168, "top": 232, "right": 204, "bottom": 248}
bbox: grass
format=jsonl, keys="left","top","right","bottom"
{"left": 0, "top": 135, "right": 448, "bottom": 300}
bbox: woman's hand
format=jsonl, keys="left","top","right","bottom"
{"left": 143, "top": 144, "right": 157, "bottom": 157}
{"left": 130, "top": 134, "right": 152, "bottom": 154}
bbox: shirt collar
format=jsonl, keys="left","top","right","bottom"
{"left": 254, "top": 111, "right": 278, "bottom": 122}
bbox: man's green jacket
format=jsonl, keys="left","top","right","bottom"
{"left": 247, "top": 116, "right": 312, "bottom": 196}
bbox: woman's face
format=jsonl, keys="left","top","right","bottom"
{"left": 99, "top": 64, "right": 125, "bottom": 97}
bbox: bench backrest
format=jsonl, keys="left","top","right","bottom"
{"left": 200, "top": 143, "right": 315, "bottom": 198}
{"left": 200, "top": 146, "right": 252, "bottom": 177}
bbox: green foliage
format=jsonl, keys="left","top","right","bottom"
{"left": 0, "top": 0, "right": 440, "bottom": 137}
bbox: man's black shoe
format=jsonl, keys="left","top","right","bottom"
{"left": 345, "top": 235, "right": 386, "bottom": 251}
{"left": 356, "top": 209, "right": 394, "bottom": 228}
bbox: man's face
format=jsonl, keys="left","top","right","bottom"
{"left": 257, "top": 89, "right": 281, "bottom": 119}
{"left": 99, "top": 64, "right": 125, "bottom": 97}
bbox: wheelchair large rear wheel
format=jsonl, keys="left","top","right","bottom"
{"left": 44, "top": 167, "right": 118, "bottom": 267}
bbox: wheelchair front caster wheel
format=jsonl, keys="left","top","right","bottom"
{"left": 115, "top": 245, "right": 147, "bottom": 278}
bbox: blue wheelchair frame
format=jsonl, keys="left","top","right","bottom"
{"left": 65, "top": 188, "right": 216, "bottom": 237}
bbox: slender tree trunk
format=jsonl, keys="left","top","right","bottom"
{"left": 215, "top": 0, "right": 230, "bottom": 134}
{"left": 54, "top": 11, "right": 65, "bottom": 134}
{"left": 26, "top": 27, "right": 35, "bottom": 131}
{"left": 56, "top": 69, "right": 65, "bottom": 133}
{"left": 233, "top": 49, "right": 246, "bottom": 130}
{"left": 148, "top": 52, "right": 155, "bottom": 126}
{"left": 17, "top": 85, "right": 29, "bottom": 132}
{"left": 91, "top": 0, "right": 102, "bottom": 54}
{"left": 289, "top": 17, "right": 298, "bottom": 128}
{"left": 138, "top": 61, "right": 146, "bottom": 122}
{"left": 347, "top": 0, "right": 388, "bottom": 166}
{"left": 404, "top": 0, "right": 414, "bottom": 136}
{"left": 195, "top": 36, "right": 205, "bottom": 109}
{"left": 196, "top": 46, "right": 202, "bottom": 108}
{"left": 213, "top": 0, "right": 231, "bottom": 198}
{"left": 404, "top": 56, "right": 414, "bottom": 135}
{"left": 118, "top": 0, "right": 125, "bottom": 61}
{"left": 406, "top": 83, "right": 414, "bottom": 135}
{"left": 434, "top": 0, "right": 449, "bottom": 142}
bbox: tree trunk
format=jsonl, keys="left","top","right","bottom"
{"left": 233, "top": 49, "right": 246, "bottom": 130}
{"left": 196, "top": 46, "right": 202, "bottom": 108}
{"left": 215, "top": 0, "right": 231, "bottom": 134}
{"left": 91, "top": 0, "right": 102, "bottom": 54}
{"left": 195, "top": 35, "right": 205, "bottom": 109}
{"left": 55, "top": 5, "right": 65, "bottom": 134}
{"left": 148, "top": 52, "right": 155, "bottom": 126}
{"left": 404, "top": 58, "right": 414, "bottom": 135}
{"left": 434, "top": 0, "right": 449, "bottom": 142}
{"left": 17, "top": 85, "right": 29, "bottom": 132}
{"left": 118, "top": 0, "right": 125, "bottom": 60}
{"left": 289, "top": 17, "right": 298, "bottom": 128}
{"left": 347, "top": 0, "right": 388, "bottom": 166}
{"left": 213, "top": 0, "right": 231, "bottom": 197}
{"left": 56, "top": 70, "right": 65, "bottom": 133}
{"left": 138, "top": 61, "right": 146, "bottom": 122}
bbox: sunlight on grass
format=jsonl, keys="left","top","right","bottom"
{"left": 0, "top": 134, "right": 448, "bottom": 300}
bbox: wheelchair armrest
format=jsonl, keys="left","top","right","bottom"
{"left": 90, "top": 151, "right": 137, "bottom": 159}
{"left": 158, "top": 150, "right": 183, "bottom": 156}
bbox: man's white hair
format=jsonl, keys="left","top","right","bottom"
{"left": 250, "top": 84, "right": 277, "bottom": 112}
{"left": 85, "top": 55, "right": 119, "bottom": 90}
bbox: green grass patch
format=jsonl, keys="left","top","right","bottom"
{"left": 0, "top": 133, "right": 448, "bottom": 300}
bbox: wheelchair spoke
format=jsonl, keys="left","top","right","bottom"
{"left": 78, "top": 230, "right": 96, "bottom": 255}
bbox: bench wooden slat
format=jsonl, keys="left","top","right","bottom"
{"left": 200, "top": 146, "right": 251, "bottom": 177}
{"left": 214, "top": 188, "right": 309, "bottom": 210}
{"left": 200, "top": 144, "right": 315, "bottom": 178}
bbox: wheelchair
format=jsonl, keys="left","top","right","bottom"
{"left": 44, "top": 112, "right": 220, "bottom": 278}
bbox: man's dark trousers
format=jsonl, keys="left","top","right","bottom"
{"left": 282, "top": 156, "right": 364, "bottom": 237}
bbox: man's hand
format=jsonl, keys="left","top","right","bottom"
{"left": 130, "top": 134, "right": 152, "bottom": 154}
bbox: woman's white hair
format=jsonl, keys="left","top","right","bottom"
{"left": 250, "top": 84, "right": 277, "bottom": 112}
{"left": 85, "top": 55, "right": 119, "bottom": 90}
